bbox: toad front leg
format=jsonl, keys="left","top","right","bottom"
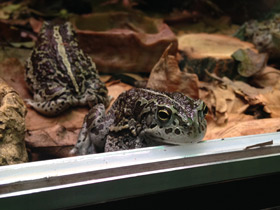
{"left": 71, "top": 103, "right": 110, "bottom": 155}
{"left": 70, "top": 118, "right": 94, "bottom": 155}
{"left": 104, "top": 134, "right": 145, "bottom": 152}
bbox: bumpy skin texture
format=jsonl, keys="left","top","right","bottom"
{"left": 71, "top": 88, "right": 207, "bottom": 155}
{"left": 25, "top": 21, "right": 109, "bottom": 116}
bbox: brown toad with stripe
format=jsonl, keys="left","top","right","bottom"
{"left": 25, "top": 21, "right": 109, "bottom": 116}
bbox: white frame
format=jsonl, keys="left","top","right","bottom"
{"left": 0, "top": 132, "right": 280, "bottom": 209}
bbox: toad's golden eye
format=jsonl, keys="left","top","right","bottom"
{"left": 157, "top": 108, "right": 172, "bottom": 123}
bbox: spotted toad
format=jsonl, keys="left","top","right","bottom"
{"left": 25, "top": 21, "right": 109, "bottom": 116}
{"left": 71, "top": 88, "right": 207, "bottom": 155}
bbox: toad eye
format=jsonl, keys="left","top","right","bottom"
{"left": 157, "top": 107, "right": 172, "bottom": 123}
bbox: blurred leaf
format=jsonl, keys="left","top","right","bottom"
{"left": 106, "top": 81, "right": 133, "bottom": 107}
{"left": 0, "top": 3, "right": 21, "bottom": 19}
{"left": 232, "top": 48, "right": 268, "bottom": 77}
{"left": 204, "top": 115, "right": 280, "bottom": 140}
{"left": 10, "top": 42, "right": 34, "bottom": 48}
{"left": 233, "top": 23, "right": 247, "bottom": 40}
{"left": 3, "top": 4, "right": 21, "bottom": 13}
{"left": 205, "top": 71, "right": 280, "bottom": 118}
{"left": 251, "top": 66, "right": 280, "bottom": 88}
{"left": 108, "top": 73, "right": 147, "bottom": 86}
{"left": 199, "top": 81, "right": 248, "bottom": 125}
{"left": 0, "top": 47, "right": 31, "bottom": 63}
{"left": 0, "top": 11, "right": 9, "bottom": 19}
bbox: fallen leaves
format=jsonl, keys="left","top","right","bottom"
{"left": 201, "top": 70, "right": 280, "bottom": 139}
{"left": 72, "top": 11, "right": 178, "bottom": 73}
{"left": 221, "top": 77, "right": 280, "bottom": 118}
{"left": 1, "top": 5, "right": 280, "bottom": 163}
{"left": 251, "top": 66, "right": 280, "bottom": 88}
{"left": 200, "top": 81, "right": 249, "bottom": 125}
{"left": 204, "top": 117, "right": 280, "bottom": 140}
{"left": 257, "top": 89, "right": 280, "bottom": 118}
{"left": 0, "top": 2, "right": 26, "bottom": 20}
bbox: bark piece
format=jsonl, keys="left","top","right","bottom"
{"left": 178, "top": 33, "right": 258, "bottom": 80}
{"left": 0, "top": 77, "right": 28, "bottom": 165}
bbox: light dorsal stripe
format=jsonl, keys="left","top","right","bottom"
{"left": 141, "top": 88, "right": 184, "bottom": 109}
{"left": 53, "top": 26, "right": 79, "bottom": 93}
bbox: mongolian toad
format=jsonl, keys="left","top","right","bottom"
{"left": 71, "top": 88, "right": 207, "bottom": 155}
{"left": 25, "top": 21, "right": 109, "bottom": 116}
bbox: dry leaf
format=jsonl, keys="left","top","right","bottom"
{"left": 25, "top": 125, "right": 79, "bottom": 148}
{"left": 204, "top": 116, "right": 280, "bottom": 140}
{"left": 258, "top": 89, "right": 280, "bottom": 118}
{"left": 223, "top": 78, "right": 280, "bottom": 117}
{"left": 231, "top": 48, "right": 267, "bottom": 77}
{"left": 25, "top": 107, "right": 88, "bottom": 131}
{"left": 29, "top": 17, "right": 43, "bottom": 34}
{"left": 24, "top": 102, "right": 89, "bottom": 158}
{"left": 252, "top": 66, "right": 280, "bottom": 88}
{"left": 229, "top": 80, "right": 272, "bottom": 105}
{"left": 107, "top": 81, "right": 133, "bottom": 107}
{"left": 0, "top": 58, "right": 30, "bottom": 99}
{"left": 199, "top": 81, "right": 248, "bottom": 125}
{"left": 212, "top": 84, "right": 235, "bottom": 124}
{"left": 205, "top": 72, "right": 280, "bottom": 118}
{"left": 72, "top": 11, "right": 178, "bottom": 73}
{"left": 147, "top": 44, "right": 199, "bottom": 99}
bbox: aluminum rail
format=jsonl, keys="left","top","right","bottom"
{"left": 0, "top": 132, "right": 280, "bottom": 209}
